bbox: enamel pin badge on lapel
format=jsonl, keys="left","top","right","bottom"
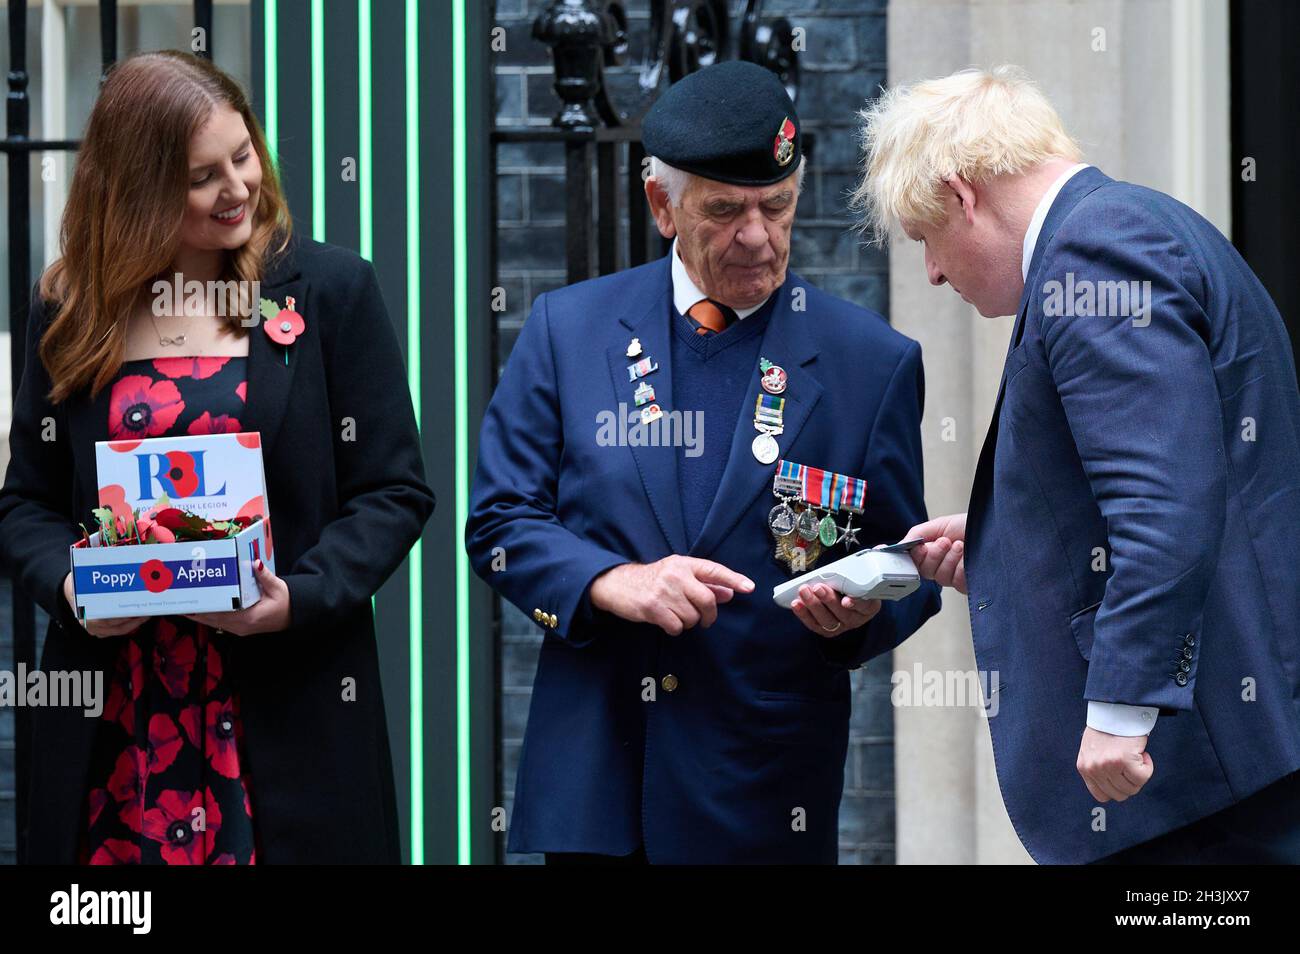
{"left": 752, "top": 357, "right": 787, "bottom": 463}
{"left": 627, "top": 356, "right": 658, "bottom": 381}
{"left": 260, "top": 295, "right": 305, "bottom": 366}
{"left": 759, "top": 357, "right": 787, "bottom": 394}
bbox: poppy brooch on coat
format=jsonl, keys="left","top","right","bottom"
{"left": 259, "top": 295, "right": 305, "bottom": 364}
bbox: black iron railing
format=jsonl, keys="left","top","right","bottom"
{"left": 493, "top": 0, "right": 805, "bottom": 288}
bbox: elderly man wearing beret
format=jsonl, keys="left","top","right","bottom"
{"left": 467, "top": 60, "right": 940, "bottom": 864}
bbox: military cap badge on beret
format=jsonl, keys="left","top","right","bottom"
{"left": 641, "top": 60, "right": 801, "bottom": 187}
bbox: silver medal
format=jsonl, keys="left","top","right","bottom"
{"left": 796, "top": 507, "right": 820, "bottom": 542}
{"left": 768, "top": 500, "right": 796, "bottom": 537}
{"left": 752, "top": 431, "right": 779, "bottom": 464}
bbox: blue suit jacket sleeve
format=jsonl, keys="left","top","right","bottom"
{"left": 819, "top": 338, "right": 941, "bottom": 669}
{"left": 1039, "top": 202, "right": 1226, "bottom": 710}
{"left": 465, "top": 292, "right": 630, "bottom": 646}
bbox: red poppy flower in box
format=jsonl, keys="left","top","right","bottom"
{"left": 135, "top": 506, "right": 174, "bottom": 544}
{"left": 140, "top": 558, "right": 174, "bottom": 593}
{"left": 142, "top": 789, "right": 222, "bottom": 866}
{"left": 153, "top": 508, "right": 187, "bottom": 531}
{"left": 108, "top": 375, "right": 184, "bottom": 440}
{"left": 98, "top": 484, "right": 132, "bottom": 524}
{"left": 159, "top": 451, "right": 199, "bottom": 498}
{"left": 260, "top": 294, "right": 305, "bottom": 346}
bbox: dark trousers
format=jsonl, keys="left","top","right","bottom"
{"left": 1095, "top": 769, "right": 1300, "bottom": 864}
{"left": 545, "top": 844, "right": 649, "bottom": 865}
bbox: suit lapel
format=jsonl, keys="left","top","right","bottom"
{"left": 968, "top": 296, "right": 1028, "bottom": 530}
{"left": 967, "top": 166, "right": 1112, "bottom": 527}
{"left": 689, "top": 278, "right": 821, "bottom": 560}
{"left": 610, "top": 256, "right": 690, "bottom": 554}
{"left": 242, "top": 255, "right": 306, "bottom": 454}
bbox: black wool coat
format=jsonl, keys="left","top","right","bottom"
{"left": 0, "top": 236, "right": 434, "bottom": 863}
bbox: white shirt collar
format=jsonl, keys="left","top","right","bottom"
{"left": 1021, "top": 163, "right": 1090, "bottom": 281}
{"left": 671, "top": 237, "right": 769, "bottom": 320}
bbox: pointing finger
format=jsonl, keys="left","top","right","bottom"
{"left": 688, "top": 559, "right": 755, "bottom": 593}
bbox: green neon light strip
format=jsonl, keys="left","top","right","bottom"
{"left": 264, "top": 0, "right": 277, "bottom": 162}
{"left": 361, "top": 13, "right": 375, "bottom": 615}
{"left": 311, "top": 0, "right": 325, "bottom": 242}
{"left": 358, "top": 0, "right": 373, "bottom": 261}
{"left": 452, "top": 0, "right": 471, "bottom": 866}
{"left": 405, "top": 0, "right": 425, "bottom": 867}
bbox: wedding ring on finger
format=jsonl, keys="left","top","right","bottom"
{"left": 822, "top": 621, "right": 842, "bottom": 633}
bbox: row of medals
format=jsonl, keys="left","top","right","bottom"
{"left": 752, "top": 358, "right": 859, "bottom": 572}
{"left": 768, "top": 495, "right": 858, "bottom": 572}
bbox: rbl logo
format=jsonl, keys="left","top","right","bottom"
{"left": 141, "top": 559, "right": 174, "bottom": 593}
{"left": 136, "top": 450, "right": 228, "bottom": 500}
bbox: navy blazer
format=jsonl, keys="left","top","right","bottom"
{"left": 466, "top": 254, "right": 940, "bottom": 863}
{"left": 0, "top": 236, "right": 434, "bottom": 863}
{"left": 966, "top": 167, "right": 1300, "bottom": 863}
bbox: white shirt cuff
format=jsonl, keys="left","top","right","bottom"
{"left": 1087, "top": 701, "right": 1158, "bottom": 737}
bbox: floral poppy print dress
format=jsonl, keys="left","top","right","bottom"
{"left": 80, "top": 355, "right": 257, "bottom": 865}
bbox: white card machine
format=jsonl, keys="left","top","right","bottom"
{"left": 772, "top": 540, "right": 923, "bottom": 609}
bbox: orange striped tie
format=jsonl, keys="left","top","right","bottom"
{"left": 688, "top": 299, "right": 735, "bottom": 335}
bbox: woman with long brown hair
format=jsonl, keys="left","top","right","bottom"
{"left": 0, "top": 51, "right": 433, "bottom": 864}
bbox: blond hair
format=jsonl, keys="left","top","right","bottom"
{"left": 849, "top": 65, "right": 1081, "bottom": 245}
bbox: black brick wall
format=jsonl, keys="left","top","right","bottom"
{"left": 492, "top": 0, "right": 895, "bottom": 865}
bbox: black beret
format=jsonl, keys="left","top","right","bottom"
{"left": 641, "top": 60, "right": 801, "bottom": 188}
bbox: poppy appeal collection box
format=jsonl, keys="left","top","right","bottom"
{"left": 69, "top": 432, "right": 275, "bottom": 621}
